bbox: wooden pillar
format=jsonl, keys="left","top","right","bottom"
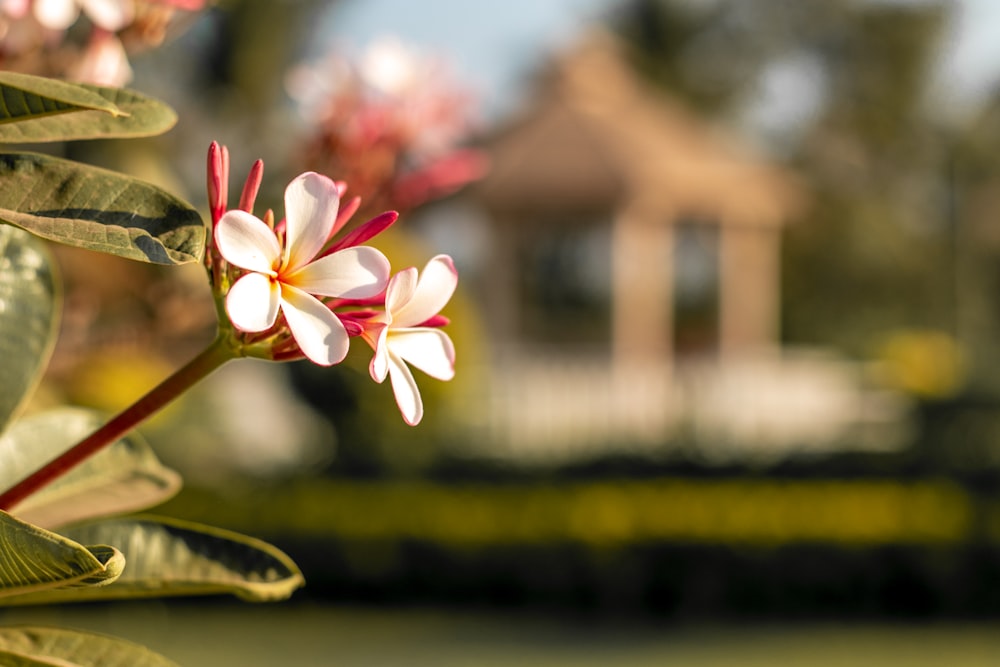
{"left": 611, "top": 202, "right": 674, "bottom": 370}
{"left": 718, "top": 223, "right": 781, "bottom": 357}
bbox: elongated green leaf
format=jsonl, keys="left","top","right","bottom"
{"left": 0, "top": 627, "right": 179, "bottom": 667}
{"left": 2, "top": 408, "right": 182, "bottom": 530}
{"left": 0, "top": 85, "right": 176, "bottom": 143}
{"left": 0, "top": 648, "right": 58, "bottom": 666}
{"left": 0, "top": 511, "right": 123, "bottom": 598}
{"left": 0, "top": 72, "right": 124, "bottom": 126}
{"left": 74, "top": 545, "right": 125, "bottom": 586}
{"left": 1, "top": 516, "right": 304, "bottom": 605}
{"left": 0, "top": 152, "right": 204, "bottom": 264}
{"left": 0, "top": 225, "right": 58, "bottom": 435}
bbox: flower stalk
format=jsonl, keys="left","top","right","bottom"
{"left": 0, "top": 141, "right": 464, "bottom": 513}
{"left": 0, "top": 335, "right": 236, "bottom": 511}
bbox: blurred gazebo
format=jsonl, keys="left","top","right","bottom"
{"left": 476, "top": 30, "right": 802, "bottom": 369}
{"left": 454, "top": 31, "right": 903, "bottom": 463}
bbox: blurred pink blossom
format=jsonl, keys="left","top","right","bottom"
{"left": 67, "top": 28, "right": 132, "bottom": 86}
{"left": 33, "top": 0, "right": 133, "bottom": 32}
{"left": 0, "top": 0, "right": 205, "bottom": 84}
{"left": 286, "top": 36, "right": 488, "bottom": 217}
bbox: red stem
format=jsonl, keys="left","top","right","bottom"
{"left": 0, "top": 336, "right": 234, "bottom": 511}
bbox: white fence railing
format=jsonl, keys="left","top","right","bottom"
{"left": 478, "top": 347, "right": 910, "bottom": 465}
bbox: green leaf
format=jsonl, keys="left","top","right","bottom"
{"left": 0, "top": 152, "right": 204, "bottom": 264}
{"left": 0, "top": 85, "right": 177, "bottom": 143}
{"left": 0, "top": 627, "right": 180, "bottom": 667}
{"left": 0, "top": 649, "right": 57, "bottom": 666}
{"left": 0, "top": 516, "right": 305, "bottom": 605}
{"left": 0, "top": 225, "right": 58, "bottom": 435}
{"left": 1, "top": 408, "right": 182, "bottom": 530}
{"left": 0, "top": 72, "right": 124, "bottom": 125}
{"left": 0, "top": 511, "right": 123, "bottom": 598}
{"left": 74, "top": 545, "right": 125, "bottom": 586}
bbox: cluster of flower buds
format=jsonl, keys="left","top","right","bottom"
{"left": 205, "top": 142, "right": 457, "bottom": 426}
{"left": 286, "top": 36, "right": 488, "bottom": 216}
{"left": 0, "top": 0, "right": 205, "bottom": 85}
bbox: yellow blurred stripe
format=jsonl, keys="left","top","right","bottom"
{"left": 250, "top": 477, "right": 973, "bottom": 547}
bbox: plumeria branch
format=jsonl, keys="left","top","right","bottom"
{"left": 0, "top": 140, "right": 461, "bottom": 512}
{"left": 0, "top": 333, "right": 236, "bottom": 511}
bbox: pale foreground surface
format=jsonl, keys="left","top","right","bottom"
{"left": 1, "top": 602, "right": 999, "bottom": 666}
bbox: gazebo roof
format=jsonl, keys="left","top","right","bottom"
{"left": 475, "top": 30, "right": 805, "bottom": 227}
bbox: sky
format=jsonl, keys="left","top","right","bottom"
{"left": 315, "top": 0, "right": 624, "bottom": 121}
{"left": 315, "top": 0, "right": 1000, "bottom": 129}
{"left": 934, "top": 0, "right": 1000, "bottom": 117}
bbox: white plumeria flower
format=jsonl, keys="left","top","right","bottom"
{"left": 365, "top": 254, "right": 457, "bottom": 425}
{"left": 215, "top": 171, "right": 391, "bottom": 366}
{"left": 33, "top": 0, "right": 133, "bottom": 31}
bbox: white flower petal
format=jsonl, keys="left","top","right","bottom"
{"left": 385, "top": 266, "right": 417, "bottom": 315}
{"left": 286, "top": 246, "right": 390, "bottom": 299}
{"left": 283, "top": 172, "right": 340, "bottom": 273}
{"left": 393, "top": 255, "right": 457, "bottom": 327}
{"left": 226, "top": 272, "right": 279, "bottom": 332}
{"left": 389, "top": 328, "right": 456, "bottom": 381}
{"left": 280, "top": 285, "right": 349, "bottom": 366}
{"left": 368, "top": 325, "right": 390, "bottom": 383}
{"left": 386, "top": 350, "right": 423, "bottom": 426}
{"left": 33, "top": 0, "right": 78, "bottom": 28}
{"left": 81, "top": 0, "right": 133, "bottom": 31}
{"left": 215, "top": 210, "right": 281, "bottom": 274}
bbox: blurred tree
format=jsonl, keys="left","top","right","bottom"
{"left": 948, "top": 90, "right": 1000, "bottom": 392}
{"left": 782, "top": 3, "right": 954, "bottom": 358}
{"left": 615, "top": 0, "right": 960, "bottom": 364}
{"left": 616, "top": 0, "right": 854, "bottom": 115}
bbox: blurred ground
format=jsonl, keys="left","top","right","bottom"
{"left": 2, "top": 601, "right": 1000, "bottom": 667}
